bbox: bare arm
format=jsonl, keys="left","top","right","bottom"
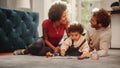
{"left": 43, "top": 28, "right": 55, "bottom": 49}
{"left": 43, "top": 28, "right": 59, "bottom": 52}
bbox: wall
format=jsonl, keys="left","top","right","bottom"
{"left": 100, "top": 0, "right": 120, "bottom": 48}
{"left": 0, "top": 0, "right": 7, "bottom": 8}
{"left": 6, "top": 0, "right": 16, "bottom": 9}
{"left": 101, "top": 0, "right": 118, "bottom": 10}
{"left": 32, "top": 0, "right": 53, "bottom": 37}
{"left": 102, "top": 0, "right": 120, "bottom": 48}
{"left": 89, "top": 0, "right": 119, "bottom": 11}
{"left": 111, "top": 14, "right": 120, "bottom": 48}
{"left": 32, "top": 0, "right": 44, "bottom": 37}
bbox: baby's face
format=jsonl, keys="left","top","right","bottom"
{"left": 69, "top": 32, "right": 81, "bottom": 41}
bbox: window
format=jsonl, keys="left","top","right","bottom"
{"left": 81, "top": 0, "right": 91, "bottom": 29}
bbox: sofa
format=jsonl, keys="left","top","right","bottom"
{"left": 0, "top": 8, "right": 39, "bottom": 52}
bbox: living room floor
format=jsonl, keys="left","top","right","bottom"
{"left": 0, "top": 49, "right": 119, "bottom": 56}
{"left": 0, "top": 49, "right": 120, "bottom": 68}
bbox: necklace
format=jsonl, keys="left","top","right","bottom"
{"left": 53, "top": 22, "right": 60, "bottom": 35}
{"left": 54, "top": 28, "right": 59, "bottom": 34}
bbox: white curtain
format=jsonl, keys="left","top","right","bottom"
{"left": 16, "top": 0, "right": 31, "bottom": 10}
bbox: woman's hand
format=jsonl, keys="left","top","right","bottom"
{"left": 46, "top": 52, "right": 53, "bottom": 57}
{"left": 54, "top": 46, "right": 60, "bottom": 53}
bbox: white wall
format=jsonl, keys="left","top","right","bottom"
{"left": 89, "top": 0, "right": 118, "bottom": 11}
{"left": 6, "top": 0, "right": 16, "bottom": 9}
{"left": 69, "top": 0, "right": 76, "bottom": 23}
{"left": 0, "top": 0, "right": 16, "bottom": 9}
{"left": 98, "top": 0, "right": 120, "bottom": 48}
{"left": 101, "top": 0, "right": 118, "bottom": 11}
{"left": 0, "top": 0, "right": 7, "bottom": 8}
{"left": 32, "top": 0, "right": 53, "bottom": 37}
{"left": 32, "top": 0, "right": 44, "bottom": 37}
{"left": 111, "top": 14, "right": 120, "bottom": 48}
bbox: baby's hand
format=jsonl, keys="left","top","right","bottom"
{"left": 60, "top": 49, "right": 66, "bottom": 56}
{"left": 80, "top": 52, "right": 91, "bottom": 58}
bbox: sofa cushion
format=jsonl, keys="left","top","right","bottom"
{"left": 0, "top": 8, "right": 39, "bottom": 52}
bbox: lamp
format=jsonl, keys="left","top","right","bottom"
{"left": 16, "top": 0, "right": 31, "bottom": 10}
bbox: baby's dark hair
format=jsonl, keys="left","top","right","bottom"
{"left": 68, "top": 23, "right": 84, "bottom": 34}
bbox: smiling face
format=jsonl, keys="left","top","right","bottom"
{"left": 48, "top": 1, "right": 67, "bottom": 22}
{"left": 59, "top": 10, "right": 67, "bottom": 25}
{"left": 53, "top": 10, "right": 68, "bottom": 27}
{"left": 90, "top": 9, "right": 111, "bottom": 29}
{"left": 90, "top": 16, "right": 101, "bottom": 29}
{"left": 90, "top": 16, "right": 97, "bottom": 28}
{"left": 69, "top": 32, "right": 81, "bottom": 41}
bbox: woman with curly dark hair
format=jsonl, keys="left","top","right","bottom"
{"left": 13, "top": 1, "right": 69, "bottom": 56}
{"left": 86, "top": 8, "right": 111, "bottom": 57}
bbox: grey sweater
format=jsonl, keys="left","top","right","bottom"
{"left": 86, "top": 25, "right": 112, "bottom": 56}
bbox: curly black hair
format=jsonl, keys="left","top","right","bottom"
{"left": 68, "top": 23, "right": 84, "bottom": 34}
{"left": 93, "top": 9, "right": 111, "bottom": 28}
{"left": 48, "top": 1, "right": 67, "bottom": 22}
